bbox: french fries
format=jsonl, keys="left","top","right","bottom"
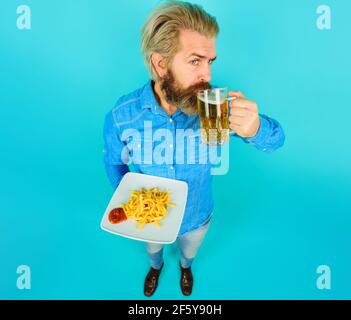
{"left": 120, "top": 187, "right": 176, "bottom": 230}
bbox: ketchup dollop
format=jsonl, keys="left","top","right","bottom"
{"left": 108, "top": 207, "right": 127, "bottom": 224}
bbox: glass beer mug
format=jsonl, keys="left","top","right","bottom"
{"left": 197, "top": 87, "right": 235, "bottom": 146}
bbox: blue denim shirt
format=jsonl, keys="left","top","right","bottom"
{"left": 103, "top": 80, "right": 285, "bottom": 235}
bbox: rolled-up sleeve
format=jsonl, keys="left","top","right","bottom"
{"left": 231, "top": 114, "right": 285, "bottom": 153}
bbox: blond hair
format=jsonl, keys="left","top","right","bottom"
{"left": 141, "top": 0, "right": 219, "bottom": 81}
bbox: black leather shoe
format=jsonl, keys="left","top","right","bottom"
{"left": 144, "top": 263, "right": 164, "bottom": 297}
{"left": 180, "top": 262, "right": 193, "bottom": 296}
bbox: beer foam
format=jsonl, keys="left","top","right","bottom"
{"left": 198, "top": 93, "right": 227, "bottom": 105}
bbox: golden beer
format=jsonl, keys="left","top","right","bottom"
{"left": 197, "top": 88, "right": 230, "bottom": 145}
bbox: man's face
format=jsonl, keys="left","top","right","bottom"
{"left": 160, "top": 30, "right": 217, "bottom": 115}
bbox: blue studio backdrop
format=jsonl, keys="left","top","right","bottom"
{"left": 0, "top": 0, "right": 350, "bottom": 299}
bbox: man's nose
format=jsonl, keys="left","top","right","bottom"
{"left": 198, "top": 66, "right": 211, "bottom": 83}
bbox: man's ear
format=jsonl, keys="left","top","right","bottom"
{"left": 151, "top": 52, "right": 167, "bottom": 78}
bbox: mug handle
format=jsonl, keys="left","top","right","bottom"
{"left": 227, "top": 96, "right": 238, "bottom": 136}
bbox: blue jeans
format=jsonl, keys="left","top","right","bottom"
{"left": 146, "top": 216, "right": 212, "bottom": 269}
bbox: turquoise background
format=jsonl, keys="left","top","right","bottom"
{"left": 1, "top": 0, "right": 350, "bottom": 299}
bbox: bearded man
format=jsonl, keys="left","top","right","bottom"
{"left": 103, "top": 0, "right": 285, "bottom": 297}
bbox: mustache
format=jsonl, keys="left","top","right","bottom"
{"left": 177, "top": 82, "right": 212, "bottom": 99}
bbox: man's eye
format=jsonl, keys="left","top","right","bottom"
{"left": 191, "top": 59, "right": 199, "bottom": 65}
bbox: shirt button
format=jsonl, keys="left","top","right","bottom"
{"left": 169, "top": 144, "right": 173, "bottom": 149}
{"left": 170, "top": 166, "right": 174, "bottom": 170}
{"left": 137, "top": 144, "right": 141, "bottom": 148}
{"left": 263, "top": 148, "right": 267, "bottom": 151}
{"left": 169, "top": 118, "right": 173, "bottom": 122}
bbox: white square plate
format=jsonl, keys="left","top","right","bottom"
{"left": 100, "top": 172, "right": 188, "bottom": 244}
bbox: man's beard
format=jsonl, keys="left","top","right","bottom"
{"left": 160, "top": 70, "right": 211, "bottom": 115}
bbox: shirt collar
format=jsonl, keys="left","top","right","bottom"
{"left": 140, "top": 80, "right": 157, "bottom": 111}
